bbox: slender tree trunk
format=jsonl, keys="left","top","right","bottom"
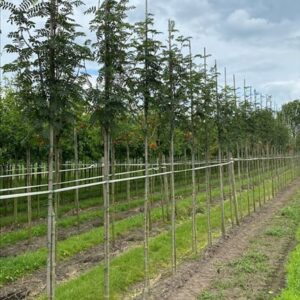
{"left": 162, "top": 154, "right": 170, "bottom": 220}
{"left": 170, "top": 131, "right": 176, "bottom": 274}
{"left": 37, "top": 160, "right": 42, "bottom": 217}
{"left": 126, "top": 143, "right": 130, "bottom": 202}
{"left": 226, "top": 154, "right": 234, "bottom": 227}
{"left": 229, "top": 152, "right": 239, "bottom": 226}
{"left": 256, "top": 147, "right": 262, "bottom": 208}
{"left": 13, "top": 164, "right": 18, "bottom": 224}
{"left": 158, "top": 154, "right": 165, "bottom": 222}
{"left": 250, "top": 148, "right": 256, "bottom": 212}
{"left": 47, "top": 123, "right": 56, "bottom": 300}
{"left": 103, "top": 128, "right": 110, "bottom": 300}
{"left": 143, "top": 131, "right": 150, "bottom": 296}
{"left": 191, "top": 142, "right": 197, "bottom": 253}
{"left": 54, "top": 144, "right": 60, "bottom": 262}
{"left": 236, "top": 144, "right": 243, "bottom": 218}
{"left": 26, "top": 148, "right": 32, "bottom": 242}
{"left": 218, "top": 147, "right": 225, "bottom": 237}
{"left": 111, "top": 139, "right": 116, "bottom": 248}
{"left": 205, "top": 132, "right": 212, "bottom": 247}
{"left": 143, "top": 1, "right": 150, "bottom": 294}
{"left": 245, "top": 145, "right": 251, "bottom": 215}
{"left": 74, "top": 127, "right": 80, "bottom": 230}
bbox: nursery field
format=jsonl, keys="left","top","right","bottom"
{"left": 0, "top": 0, "right": 300, "bottom": 299}
{"left": 1, "top": 156, "right": 300, "bottom": 299}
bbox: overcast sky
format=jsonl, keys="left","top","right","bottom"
{"left": 1, "top": 0, "right": 299, "bottom": 107}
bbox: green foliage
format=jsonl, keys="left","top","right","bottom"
{"left": 87, "top": 0, "right": 133, "bottom": 130}
{"left": 276, "top": 208, "right": 300, "bottom": 299}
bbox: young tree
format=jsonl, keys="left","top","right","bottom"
{"left": 161, "top": 20, "right": 187, "bottom": 273}
{"left": 130, "top": 1, "right": 162, "bottom": 293}
{"left": 88, "top": 0, "right": 132, "bottom": 298}
{"left": 1, "top": 1, "right": 90, "bottom": 298}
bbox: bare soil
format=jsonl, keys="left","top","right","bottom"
{"left": 140, "top": 178, "right": 300, "bottom": 300}
{"left": 0, "top": 221, "right": 166, "bottom": 300}
{"left": 1, "top": 207, "right": 136, "bottom": 257}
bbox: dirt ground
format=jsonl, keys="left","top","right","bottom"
{"left": 0, "top": 220, "right": 166, "bottom": 300}
{"left": 139, "top": 178, "right": 300, "bottom": 300}
{"left": 1, "top": 179, "right": 299, "bottom": 300}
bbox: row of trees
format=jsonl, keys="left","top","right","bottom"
{"left": 0, "top": 0, "right": 299, "bottom": 299}
{"left": 1, "top": 82, "right": 298, "bottom": 166}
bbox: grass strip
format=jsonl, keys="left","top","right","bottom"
{"left": 0, "top": 168, "right": 292, "bottom": 287}
{"left": 276, "top": 212, "right": 300, "bottom": 299}
{"left": 42, "top": 172, "right": 291, "bottom": 299}
{"left": 0, "top": 182, "right": 232, "bottom": 285}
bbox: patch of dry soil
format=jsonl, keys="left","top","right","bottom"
{"left": 143, "top": 178, "right": 300, "bottom": 300}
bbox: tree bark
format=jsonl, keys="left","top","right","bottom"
{"left": 229, "top": 152, "right": 240, "bottom": 225}
{"left": 126, "top": 143, "right": 130, "bottom": 202}
{"left": 47, "top": 124, "right": 56, "bottom": 300}
{"left": 111, "top": 138, "right": 116, "bottom": 248}
{"left": 218, "top": 147, "right": 225, "bottom": 236}
{"left": 26, "top": 148, "right": 32, "bottom": 242}
{"left": 74, "top": 126, "right": 80, "bottom": 230}
{"left": 103, "top": 128, "right": 110, "bottom": 300}
{"left": 170, "top": 131, "right": 176, "bottom": 274}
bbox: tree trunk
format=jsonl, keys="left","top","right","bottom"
{"left": 143, "top": 132, "right": 150, "bottom": 296}
{"left": 37, "top": 160, "right": 42, "bottom": 217}
{"left": 205, "top": 133, "right": 212, "bottom": 247}
{"left": 229, "top": 152, "right": 240, "bottom": 225}
{"left": 191, "top": 142, "right": 197, "bottom": 253}
{"left": 170, "top": 131, "right": 176, "bottom": 274}
{"left": 218, "top": 147, "right": 225, "bottom": 237}
{"left": 26, "top": 148, "right": 32, "bottom": 242}
{"left": 236, "top": 144, "right": 242, "bottom": 218}
{"left": 111, "top": 139, "right": 116, "bottom": 248}
{"left": 47, "top": 124, "right": 56, "bottom": 300}
{"left": 74, "top": 127, "right": 80, "bottom": 230}
{"left": 162, "top": 154, "right": 170, "bottom": 220}
{"left": 103, "top": 128, "right": 110, "bottom": 300}
{"left": 126, "top": 143, "right": 130, "bottom": 202}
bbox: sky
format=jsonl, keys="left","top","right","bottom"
{"left": 1, "top": 0, "right": 300, "bottom": 107}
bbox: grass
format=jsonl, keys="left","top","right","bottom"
{"left": 276, "top": 227, "right": 300, "bottom": 299}
{"left": 0, "top": 170, "right": 209, "bottom": 228}
{"left": 0, "top": 183, "right": 226, "bottom": 285}
{"left": 0, "top": 194, "right": 102, "bottom": 227}
{"left": 0, "top": 167, "right": 294, "bottom": 291}
{"left": 228, "top": 250, "right": 268, "bottom": 274}
{"left": 197, "top": 189, "right": 300, "bottom": 300}
{"left": 0, "top": 180, "right": 215, "bottom": 247}
{"left": 39, "top": 170, "right": 290, "bottom": 299}
{"left": 265, "top": 226, "right": 286, "bottom": 237}
{"left": 0, "top": 164, "right": 285, "bottom": 225}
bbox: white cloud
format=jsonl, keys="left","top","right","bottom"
{"left": 0, "top": 0, "right": 299, "bottom": 106}
{"left": 227, "top": 9, "right": 271, "bottom": 31}
{"left": 262, "top": 79, "right": 300, "bottom": 103}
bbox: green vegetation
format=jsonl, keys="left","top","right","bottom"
{"left": 276, "top": 227, "right": 300, "bottom": 299}
{"left": 0, "top": 0, "right": 299, "bottom": 298}
{"left": 37, "top": 174, "right": 283, "bottom": 299}
{"left": 197, "top": 190, "right": 300, "bottom": 300}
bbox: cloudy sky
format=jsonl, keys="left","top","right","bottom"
{"left": 1, "top": 0, "right": 300, "bottom": 107}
